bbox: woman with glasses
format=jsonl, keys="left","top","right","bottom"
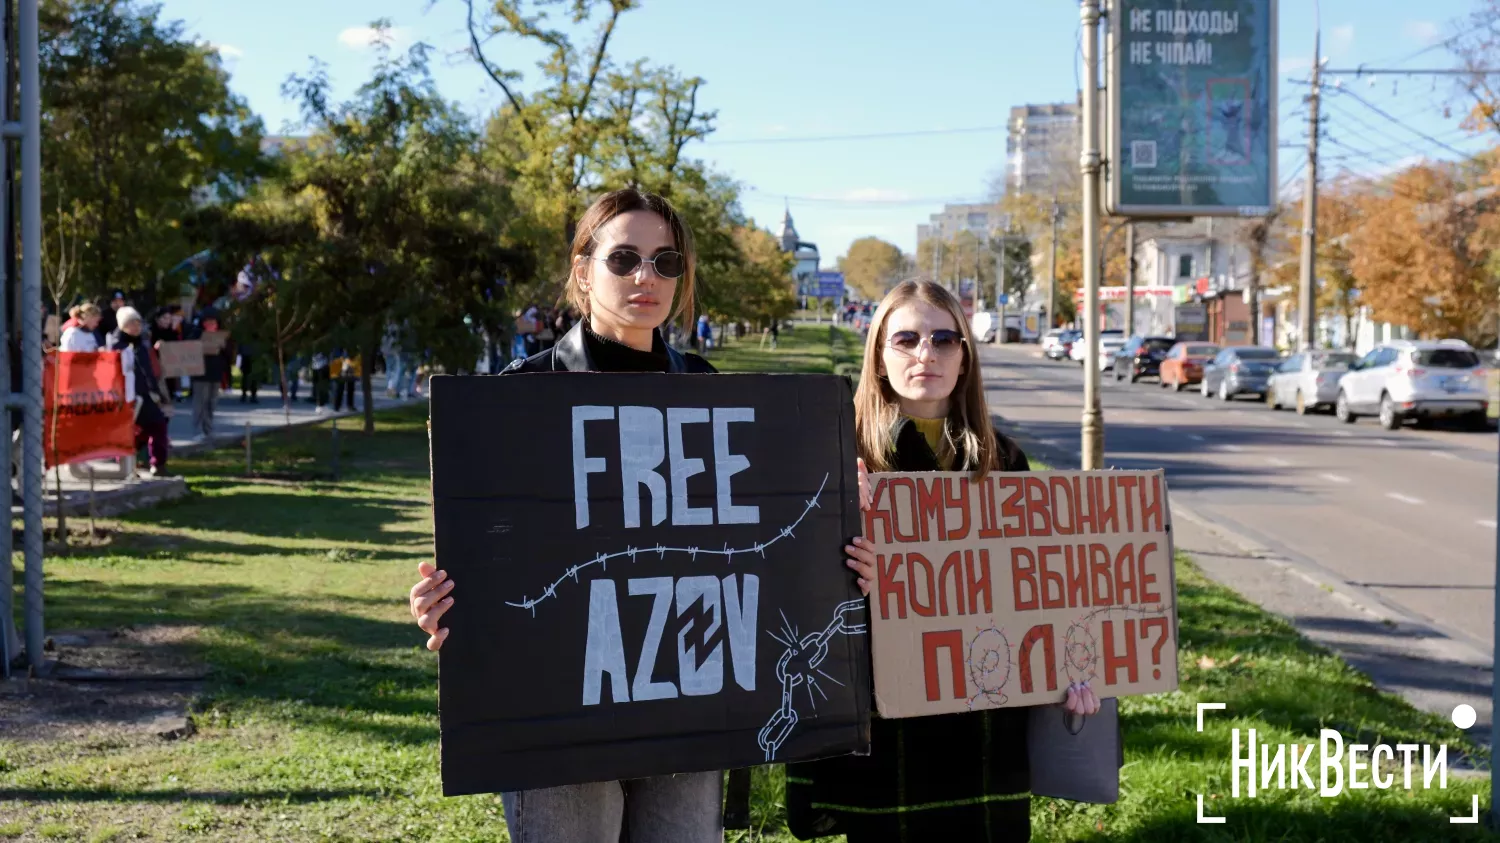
{"left": 786, "top": 279, "right": 1101, "bottom": 842}
{"left": 406, "top": 188, "right": 721, "bottom": 843}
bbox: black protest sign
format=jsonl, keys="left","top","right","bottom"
{"left": 429, "top": 372, "right": 870, "bottom": 796}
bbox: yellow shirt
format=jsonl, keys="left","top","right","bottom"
{"left": 907, "top": 416, "right": 954, "bottom": 470}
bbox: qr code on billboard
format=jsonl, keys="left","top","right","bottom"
{"left": 1131, "top": 140, "right": 1157, "bottom": 169}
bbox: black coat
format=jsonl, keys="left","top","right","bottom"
{"left": 107, "top": 330, "right": 165, "bottom": 428}
{"left": 501, "top": 320, "right": 715, "bottom": 375}
{"left": 786, "top": 415, "right": 1034, "bottom": 843}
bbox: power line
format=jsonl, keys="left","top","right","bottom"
{"left": 1331, "top": 86, "right": 1474, "bottom": 158}
{"left": 742, "top": 187, "right": 992, "bottom": 207}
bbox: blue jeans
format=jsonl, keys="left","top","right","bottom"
{"left": 394, "top": 354, "right": 417, "bottom": 397}
{"left": 500, "top": 772, "right": 721, "bottom": 843}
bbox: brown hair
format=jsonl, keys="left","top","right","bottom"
{"left": 566, "top": 188, "right": 696, "bottom": 327}
{"left": 854, "top": 278, "right": 1001, "bottom": 479}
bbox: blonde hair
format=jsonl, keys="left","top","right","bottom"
{"left": 566, "top": 188, "right": 696, "bottom": 329}
{"left": 75, "top": 303, "right": 101, "bottom": 321}
{"left": 854, "top": 278, "right": 1001, "bottom": 480}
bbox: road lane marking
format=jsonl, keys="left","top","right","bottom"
{"left": 1268, "top": 457, "right": 1292, "bottom": 467}
{"left": 1157, "top": 426, "right": 1174, "bottom": 432}
{"left": 1479, "top": 520, "right": 1497, "bottom": 529}
{"left": 1386, "top": 493, "right": 1424, "bottom": 505}
{"left": 1332, "top": 431, "right": 1354, "bottom": 437}
{"left": 1290, "top": 421, "right": 1312, "bottom": 428}
{"left": 1187, "top": 434, "right": 1206, "bottom": 442}
{"left": 1321, "top": 473, "right": 1351, "bottom": 484}
{"left": 1430, "top": 451, "right": 1457, "bottom": 460}
{"left": 1219, "top": 444, "right": 1244, "bottom": 452}
{"left": 1371, "top": 439, "right": 1398, "bottom": 447}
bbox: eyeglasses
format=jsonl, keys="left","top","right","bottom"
{"left": 592, "top": 249, "right": 686, "bottom": 280}
{"left": 885, "top": 329, "right": 966, "bottom": 358}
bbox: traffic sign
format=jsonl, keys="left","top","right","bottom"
{"left": 814, "top": 271, "right": 845, "bottom": 299}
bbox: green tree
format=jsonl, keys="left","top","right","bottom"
{"left": 239, "top": 32, "right": 533, "bottom": 432}
{"left": 838, "top": 237, "right": 905, "bottom": 301}
{"left": 41, "top": 0, "right": 267, "bottom": 306}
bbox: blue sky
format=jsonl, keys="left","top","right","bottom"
{"left": 159, "top": 0, "right": 1488, "bottom": 262}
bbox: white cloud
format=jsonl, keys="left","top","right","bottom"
{"left": 210, "top": 43, "right": 244, "bottom": 59}
{"left": 1406, "top": 20, "right": 1442, "bottom": 45}
{"left": 338, "top": 25, "right": 411, "bottom": 50}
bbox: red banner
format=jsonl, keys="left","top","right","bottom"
{"left": 44, "top": 351, "right": 135, "bottom": 468}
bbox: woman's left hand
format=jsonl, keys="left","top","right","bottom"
{"left": 856, "top": 458, "right": 871, "bottom": 512}
{"left": 1063, "top": 682, "right": 1101, "bottom": 716}
{"left": 845, "top": 536, "right": 878, "bottom": 596}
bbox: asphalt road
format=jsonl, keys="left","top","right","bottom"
{"left": 978, "top": 343, "right": 1499, "bottom": 660}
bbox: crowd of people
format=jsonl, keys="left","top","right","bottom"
{"left": 49, "top": 291, "right": 430, "bottom": 480}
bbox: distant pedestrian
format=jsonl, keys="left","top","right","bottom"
{"left": 696, "top": 314, "right": 713, "bottom": 355}
{"left": 189, "top": 311, "right": 230, "bottom": 440}
{"left": 60, "top": 304, "right": 102, "bottom": 352}
{"left": 108, "top": 307, "right": 171, "bottom": 477}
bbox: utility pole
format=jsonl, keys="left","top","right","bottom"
{"left": 1080, "top": 0, "right": 1104, "bottom": 470}
{"left": 1297, "top": 30, "right": 1322, "bottom": 352}
{"left": 997, "top": 236, "right": 1008, "bottom": 343}
{"left": 1047, "top": 201, "right": 1061, "bottom": 330}
{"left": 1123, "top": 222, "right": 1137, "bottom": 338}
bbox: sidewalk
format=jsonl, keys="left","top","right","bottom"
{"left": 167, "top": 374, "right": 424, "bottom": 453}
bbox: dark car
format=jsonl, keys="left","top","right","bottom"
{"left": 1200, "top": 346, "right": 1283, "bottom": 401}
{"left": 1113, "top": 335, "right": 1177, "bottom": 382}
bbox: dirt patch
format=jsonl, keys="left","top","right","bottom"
{"left": 0, "top": 625, "right": 206, "bottom": 746}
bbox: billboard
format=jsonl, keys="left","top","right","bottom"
{"left": 1107, "top": 0, "right": 1277, "bottom": 217}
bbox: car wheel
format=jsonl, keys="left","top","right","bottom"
{"left": 1219, "top": 380, "right": 1232, "bottom": 402}
{"left": 1335, "top": 392, "right": 1357, "bottom": 424}
{"left": 1295, "top": 391, "right": 1309, "bottom": 415}
{"left": 1130, "top": 371, "right": 1140, "bottom": 383}
{"left": 1267, "top": 385, "right": 1281, "bottom": 410}
{"left": 1159, "top": 377, "right": 1169, "bottom": 389}
{"left": 1201, "top": 379, "right": 1211, "bottom": 398}
{"left": 1379, "top": 394, "right": 1401, "bottom": 431}
{"left": 1174, "top": 379, "right": 1184, "bottom": 392}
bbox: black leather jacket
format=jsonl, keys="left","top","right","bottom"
{"left": 500, "top": 321, "right": 715, "bottom": 374}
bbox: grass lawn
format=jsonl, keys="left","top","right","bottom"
{"left": 1, "top": 362, "right": 1492, "bottom": 841}
{"left": 707, "top": 323, "right": 862, "bottom": 381}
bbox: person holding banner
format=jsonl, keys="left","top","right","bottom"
{"left": 409, "top": 188, "right": 725, "bottom": 843}
{"left": 60, "top": 303, "right": 102, "bottom": 352}
{"left": 785, "top": 279, "right": 1101, "bottom": 842}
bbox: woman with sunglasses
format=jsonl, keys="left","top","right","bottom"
{"left": 407, "top": 188, "right": 721, "bottom": 843}
{"left": 786, "top": 279, "right": 1101, "bottom": 843}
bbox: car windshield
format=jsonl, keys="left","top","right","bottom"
{"left": 1234, "top": 348, "right": 1281, "bottom": 360}
{"left": 1143, "top": 338, "right": 1175, "bottom": 351}
{"left": 1413, "top": 349, "right": 1481, "bottom": 368}
{"left": 1314, "top": 353, "right": 1357, "bottom": 371}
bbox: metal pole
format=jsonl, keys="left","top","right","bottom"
{"left": 19, "top": 0, "right": 43, "bottom": 673}
{"left": 1492, "top": 388, "right": 1499, "bottom": 829}
{"left": 1080, "top": 0, "right": 1104, "bottom": 471}
{"left": 245, "top": 421, "right": 252, "bottom": 475}
{"left": 1124, "top": 222, "right": 1137, "bottom": 337}
{"left": 998, "top": 236, "right": 1008, "bottom": 343}
{"left": 0, "top": 0, "right": 16, "bottom": 677}
{"left": 1298, "top": 26, "right": 1322, "bottom": 352}
{"left": 1048, "top": 203, "right": 1060, "bottom": 330}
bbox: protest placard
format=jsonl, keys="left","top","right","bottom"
{"left": 428, "top": 373, "right": 869, "bottom": 796}
{"left": 866, "top": 469, "right": 1178, "bottom": 718}
{"left": 199, "top": 331, "right": 229, "bottom": 355}
{"left": 43, "top": 350, "right": 135, "bottom": 468}
{"left": 157, "top": 340, "right": 205, "bottom": 378}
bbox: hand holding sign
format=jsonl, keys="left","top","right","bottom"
{"left": 410, "top": 561, "right": 454, "bottom": 651}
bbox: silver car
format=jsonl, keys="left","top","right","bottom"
{"left": 1266, "top": 350, "right": 1359, "bottom": 415}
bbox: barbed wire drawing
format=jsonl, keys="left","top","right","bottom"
{"left": 966, "top": 626, "right": 1012, "bottom": 709}
{"left": 1063, "top": 603, "right": 1173, "bottom": 686}
{"left": 505, "top": 473, "right": 831, "bottom": 615}
{"left": 757, "top": 599, "right": 867, "bottom": 762}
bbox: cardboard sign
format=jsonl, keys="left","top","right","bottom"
{"left": 199, "top": 331, "right": 229, "bottom": 355}
{"left": 429, "top": 373, "right": 869, "bottom": 796}
{"left": 157, "top": 340, "right": 205, "bottom": 378}
{"left": 43, "top": 351, "right": 135, "bottom": 468}
{"left": 866, "top": 469, "right": 1178, "bottom": 718}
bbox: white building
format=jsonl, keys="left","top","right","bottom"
{"left": 916, "top": 203, "right": 1007, "bottom": 248}
{"left": 1007, "top": 103, "right": 1080, "bottom": 195}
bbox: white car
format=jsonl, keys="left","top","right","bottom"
{"left": 1069, "top": 330, "right": 1125, "bottom": 369}
{"left": 971, "top": 311, "right": 1000, "bottom": 343}
{"left": 1334, "top": 339, "right": 1492, "bottom": 430}
{"left": 1265, "top": 350, "right": 1359, "bottom": 414}
{"left": 1040, "top": 328, "right": 1068, "bottom": 356}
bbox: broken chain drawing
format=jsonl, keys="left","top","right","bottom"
{"left": 757, "top": 599, "right": 867, "bottom": 762}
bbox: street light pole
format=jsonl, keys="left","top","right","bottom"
{"left": 1048, "top": 202, "right": 1060, "bottom": 331}
{"left": 1123, "top": 221, "right": 1137, "bottom": 338}
{"left": 1298, "top": 15, "right": 1322, "bottom": 351}
{"left": 1080, "top": 0, "right": 1104, "bottom": 470}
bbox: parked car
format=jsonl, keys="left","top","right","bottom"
{"left": 1046, "top": 329, "right": 1081, "bottom": 361}
{"left": 1334, "top": 339, "right": 1491, "bottom": 430}
{"left": 1113, "top": 335, "right": 1176, "bottom": 382}
{"left": 1266, "top": 350, "right": 1359, "bottom": 414}
{"left": 1201, "top": 346, "right": 1282, "bottom": 401}
{"left": 1158, "top": 341, "right": 1220, "bottom": 391}
{"left": 1071, "top": 329, "right": 1124, "bottom": 367}
{"left": 1040, "top": 328, "right": 1069, "bottom": 357}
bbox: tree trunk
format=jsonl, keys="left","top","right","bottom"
{"left": 362, "top": 330, "right": 378, "bottom": 435}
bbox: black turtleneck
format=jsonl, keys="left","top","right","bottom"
{"left": 583, "top": 321, "right": 671, "bottom": 373}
